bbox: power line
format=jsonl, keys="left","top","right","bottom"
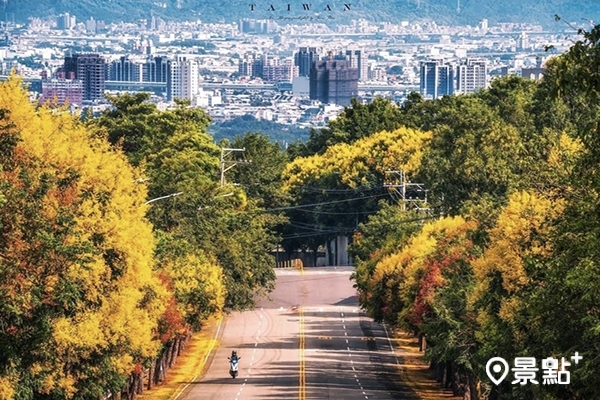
{"left": 287, "top": 221, "right": 356, "bottom": 231}
{"left": 292, "top": 185, "right": 380, "bottom": 194}
{"left": 296, "top": 208, "right": 380, "bottom": 215}
{"left": 282, "top": 229, "right": 346, "bottom": 239}
{"left": 281, "top": 214, "right": 439, "bottom": 240}
{"left": 261, "top": 192, "right": 390, "bottom": 213}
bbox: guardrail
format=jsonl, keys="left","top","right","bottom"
{"left": 275, "top": 258, "right": 303, "bottom": 270}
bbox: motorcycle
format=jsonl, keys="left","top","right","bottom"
{"left": 228, "top": 356, "right": 241, "bottom": 378}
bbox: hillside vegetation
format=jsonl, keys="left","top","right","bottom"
{"left": 4, "top": 0, "right": 599, "bottom": 27}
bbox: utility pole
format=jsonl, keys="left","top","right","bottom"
{"left": 384, "top": 170, "right": 430, "bottom": 215}
{"left": 220, "top": 147, "right": 251, "bottom": 187}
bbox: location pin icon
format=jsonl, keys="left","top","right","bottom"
{"left": 486, "top": 357, "right": 509, "bottom": 385}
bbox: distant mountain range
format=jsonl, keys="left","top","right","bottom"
{"left": 3, "top": 0, "right": 599, "bottom": 28}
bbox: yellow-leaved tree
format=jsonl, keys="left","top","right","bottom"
{"left": 280, "top": 127, "right": 431, "bottom": 258}
{"left": 470, "top": 190, "right": 563, "bottom": 366}
{"left": 283, "top": 127, "right": 430, "bottom": 190}
{"left": 0, "top": 76, "right": 167, "bottom": 399}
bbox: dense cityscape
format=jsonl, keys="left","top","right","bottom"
{"left": 0, "top": 12, "right": 578, "bottom": 134}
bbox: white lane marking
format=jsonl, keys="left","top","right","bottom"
{"left": 383, "top": 323, "right": 401, "bottom": 362}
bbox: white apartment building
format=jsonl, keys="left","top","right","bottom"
{"left": 456, "top": 58, "right": 487, "bottom": 94}
{"left": 167, "top": 56, "right": 199, "bottom": 101}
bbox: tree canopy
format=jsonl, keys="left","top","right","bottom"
{"left": 0, "top": 78, "right": 166, "bottom": 399}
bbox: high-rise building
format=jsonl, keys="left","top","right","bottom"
{"left": 251, "top": 54, "right": 270, "bottom": 79}
{"left": 108, "top": 56, "right": 143, "bottom": 82}
{"left": 238, "top": 19, "right": 274, "bottom": 34}
{"left": 309, "top": 59, "right": 358, "bottom": 106}
{"left": 63, "top": 54, "right": 105, "bottom": 101}
{"left": 57, "top": 13, "right": 75, "bottom": 30}
{"left": 41, "top": 78, "right": 83, "bottom": 106}
{"left": 167, "top": 57, "right": 199, "bottom": 101}
{"left": 517, "top": 32, "right": 529, "bottom": 51}
{"left": 295, "top": 47, "right": 318, "bottom": 77}
{"left": 85, "top": 17, "right": 96, "bottom": 34}
{"left": 456, "top": 58, "right": 487, "bottom": 94}
{"left": 262, "top": 59, "right": 299, "bottom": 82}
{"left": 345, "top": 49, "right": 368, "bottom": 82}
{"left": 144, "top": 56, "right": 169, "bottom": 82}
{"left": 420, "top": 60, "right": 454, "bottom": 100}
{"left": 238, "top": 54, "right": 255, "bottom": 77}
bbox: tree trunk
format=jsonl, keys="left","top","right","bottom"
{"left": 178, "top": 334, "right": 186, "bottom": 356}
{"left": 167, "top": 339, "right": 176, "bottom": 369}
{"left": 466, "top": 371, "right": 479, "bottom": 400}
{"left": 172, "top": 338, "right": 179, "bottom": 366}
{"left": 489, "top": 384, "right": 502, "bottom": 400}
{"left": 451, "top": 362, "right": 461, "bottom": 396}
{"left": 135, "top": 371, "right": 143, "bottom": 395}
{"left": 418, "top": 332, "right": 427, "bottom": 352}
{"left": 444, "top": 361, "right": 453, "bottom": 388}
{"left": 154, "top": 352, "right": 165, "bottom": 385}
{"left": 147, "top": 359, "right": 154, "bottom": 390}
{"left": 435, "top": 362, "right": 444, "bottom": 383}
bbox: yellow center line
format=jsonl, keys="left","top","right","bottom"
{"left": 299, "top": 305, "right": 306, "bottom": 400}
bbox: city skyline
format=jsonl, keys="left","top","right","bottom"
{"left": 0, "top": 10, "right": 584, "bottom": 136}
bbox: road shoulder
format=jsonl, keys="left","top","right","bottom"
{"left": 392, "top": 331, "right": 459, "bottom": 399}
{"left": 135, "top": 315, "right": 224, "bottom": 400}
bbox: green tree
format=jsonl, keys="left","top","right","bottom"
{"left": 90, "top": 93, "right": 277, "bottom": 311}
{"left": 304, "top": 97, "right": 404, "bottom": 155}
{"left": 282, "top": 127, "right": 430, "bottom": 260}
{"left": 416, "top": 94, "right": 522, "bottom": 215}
{"left": 521, "top": 24, "right": 600, "bottom": 399}
{"left": 227, "top": 132, "right": 290, "bottom": 208}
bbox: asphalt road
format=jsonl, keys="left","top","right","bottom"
{"left": 181, "top": 267, "right": 417, "bottom": 400}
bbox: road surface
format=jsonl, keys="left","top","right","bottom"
{"left": 181, "top": 267, "right": 417, "bottom": 400}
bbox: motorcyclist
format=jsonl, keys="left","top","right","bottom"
{"left": 228, "top": 350, "right": 240, "bottom": 378}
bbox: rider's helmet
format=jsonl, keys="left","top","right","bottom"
{"left": 232, "top": 350, "right": 237, "bottom": 357}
